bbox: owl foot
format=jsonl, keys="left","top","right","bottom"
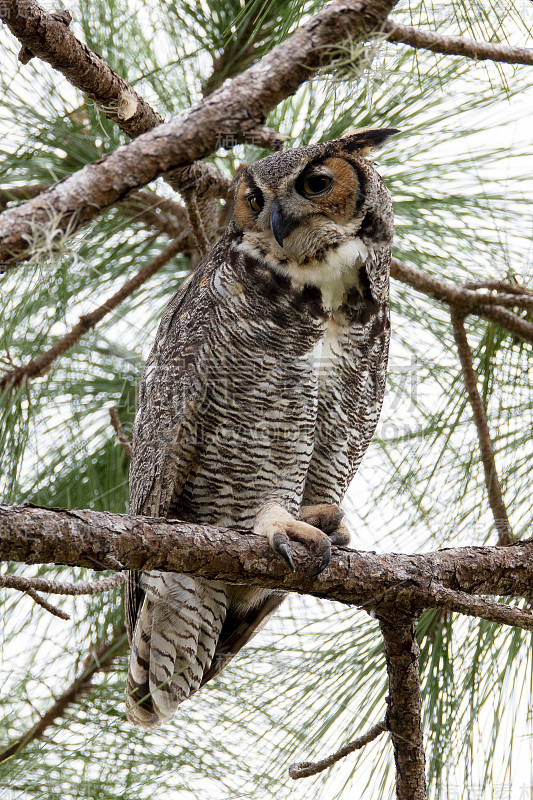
{"left": 300, "top": 504, "right": 351, "bottom": 546}
{"left": 255, "top": 503, "right": 333, "bottom": 577}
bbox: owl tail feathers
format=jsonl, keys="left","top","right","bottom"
{"left": 125, "top": 574, "right": 228, "bottom": 728}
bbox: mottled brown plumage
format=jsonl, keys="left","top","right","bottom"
{"left": 125, "top": 129, "right": 397, "bottom": 727}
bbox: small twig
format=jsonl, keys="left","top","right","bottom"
{"left": 450, "top": 310, "right": 512, "bottom": 545}
{"left": 24, "top": 587, "right": 70, "bottom": 620}
{"left": 378, "top": 611, "right": 426, "bottom": 800}
{"left": 0, "top": 234, "right": 187, "bottom": 393}
{"left": 0, "top": 631, "right": 127, "bottom": 763}
{"left": 0, "top": 571, "right": 125, "bottom": 595}
{"left": 384, "top": 20, "right": 533, "bottom": 66}
{"left": 169, "top": 162, "right": 230, "bottom": 258}
{"left": 109, "top": 407, "right": 132, "bottom": 458}
{"left": 116, "top": 190, "right": 191, "bottom": 239}
{"left": 289, "top": 718, "right": 387, "bottom": 779}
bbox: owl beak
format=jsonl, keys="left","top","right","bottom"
{"left": 270, "top": 199, "right": 298, "bottom": 248}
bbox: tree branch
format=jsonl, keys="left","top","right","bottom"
{"left": 1, "top": 504, "right": 532, "bottom": 606}
{"left": 22, "top": 586, "right": 71, "bottom": 620}
{"left": 0, "top": 571, "right": 124, "bottom": 596}
{"left": 0, "top": 0, "right": 163, "bottom": 138}
{"left": 384, "top": 21, "right": 533, "bottom": 66}
{"left": 450, "top": 310, "right": 512, "bottom": 545}
{"left": 0, "top": 0, "right": 399, "bottom": 268}
{"left": 0, "top": 632, "right": 127, "bottom": 763}
{"left": 289, "top": 718, "right": 387, "bottom": 779}
{"left": 391, "top": 259, "right": 533, "bottom": 344}
{"left": 378, "top": 612, "right": 426, "bottom": 800}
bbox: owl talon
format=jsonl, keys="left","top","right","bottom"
{"left": 327, "top": 522, "right": 351, "bottom": 547}
{"left": 300, "top": 504, "right": 344, "bottom": 534}
{"left": 308, "top": 544, "right": 331, "bottom": 578}
{"left": 272, "top": 532, "right": 296, "bottom": 571}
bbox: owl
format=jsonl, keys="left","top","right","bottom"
{"left": 125, "top": 128, "right": 397, "bottom": 728}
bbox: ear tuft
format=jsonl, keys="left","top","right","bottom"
{"left": 334, "top": 128, "right": 400, "bottom": 156}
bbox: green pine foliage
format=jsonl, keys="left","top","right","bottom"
{"left": 0, "top": 1, "right": 531, "bottom": 798}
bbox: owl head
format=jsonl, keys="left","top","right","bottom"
{"left": 230, "top": 129, "right": 398, "bottom": 271}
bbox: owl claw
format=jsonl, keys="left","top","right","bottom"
{"left": 299, "top": 504, "right": 344, "bottom": 534}
{"left": 308, "top": 544, "right": 331, "bottom": 578}
{"left": 271, "top": 532, "right": 296, "bottom": 571}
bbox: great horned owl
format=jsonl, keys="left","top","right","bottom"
{"left": 125, "top": 128, "right": 397, "bottom": 728}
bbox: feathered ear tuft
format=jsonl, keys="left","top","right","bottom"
{"left": 333, "top": 128, "right": 400, "bottom": 156}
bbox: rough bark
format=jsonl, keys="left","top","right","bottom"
{"left": 0, "top": 0, "right": 163, "bottom": 138}
{"left": 1, "top": 504, "right": 533, "bottom": 607}
{"left": 379, "top": 613, "right": 426, "bottom": 800}
{"left": 0, "top": 0, "right": 399, "bottom": 267}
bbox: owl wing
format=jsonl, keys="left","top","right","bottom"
{"left": 126, "top": 263, "right": 231, "bottom": 728}
{"left": 126, "top": 270, "right": 201, "bottom": 643}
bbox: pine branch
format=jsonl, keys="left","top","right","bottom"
{"left": 0, "top": 0, "right": 231, "bottom": 264}
{"left": 0, "top": 0, "right": 163, "bottom": 138}
{"left": 0, "top": 183, "right": 193, "bottom": 240}
{"left": 289, "top": 718, "right": 387, "bottom": 779}
{"left": 0, "top": 234, "right": 187, "bottom": 393}
{"left": 22, "top": 586, "right": 71, "bottom": 620}
{"left": 384, "top": 20, "right": 533, "bottom": 66}
{"left": 391, "top": 259, "right": 533, "bottom": 344}
{"left": 0, "top": 571, "right": 124, "bottom": 596}
{"left": 1, "top": 504, "right": 532, "bottom": 606}
{"left": 450, "top": 310, "right": 512, "bottom": 545}
{"left": 0, "top": 0, "right": 400, "bottom": 268}
{"left": 378, "top": 612, "right": 426, "bottom": 800}
{"left": 0, "top": 632, "right": 127, "bottom": 764}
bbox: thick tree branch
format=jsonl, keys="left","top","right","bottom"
{"left": 384, "top": 21, "right": 533, "bottom": 66}
{"left": 0, "top": 234, "right": 187, "bottom": 393}
{"left": 0, "top": 184, "right": 193, "bottom": 240}
{"left": 0, "top": 0, "right": 163, "bottom": 138}
{"left": 0, "top": 0, "right": 399, "bottom": 268}
{"left": 1, "top": 504, "right": 532, "bottom": 606}
{"left": 0, "top": 632, "right": 127, "bottom": 763}
{"left": 450, "top": 310, "right": 512, "bottom": 545}
{"left": 378, "top": 612, "right": 426, "bottom": 800}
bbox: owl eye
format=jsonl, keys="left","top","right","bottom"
{"left": 299, "top": 174, "right": 332, "bottom": 196}
{"left": 248, "top": 193, "right": 264, "bottom": 213}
